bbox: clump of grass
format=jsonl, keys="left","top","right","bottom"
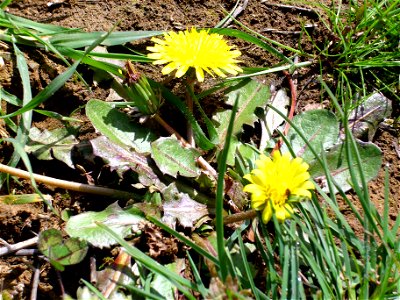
{"left": 310, "top": 0, "right": 400, "bottom": 101}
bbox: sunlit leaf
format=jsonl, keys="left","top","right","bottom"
{"left": 0, "top": 193, "right": 52, "bottom": 205}
{"left": 215, "top": 78, "right": 270, "bottom": 138}
{"left": 65, "top": 202, "right": 145, "bottom": 248}
{"left": 86, "top": 99, "right": 156, "bottom": 154}
{"left": 38, "top": 229, "right": 88, "bottom": 271}
{"left": 213, "top": 79, "right": 269, "bottom": 165}
{"left": 264, "top": 89, "right": 289, "bottom": 140}
{"left": 162, "top": 183, "right": 209, "bottom": 229}
{"left": 348, "top": 92, "right": 392, "bottom": 141}
{"left": 90, "top": 136, "right": 165, "bottom": 190}
{"left": 151, "top": 259, "right": 186, "bottom": 300}
{"left": 151, "top": 136, "right": 201, "bottom": 178}
{"left": 309, "top": 141, "right": 382, "bottom": 193}
{"left": 284, "top": 109, "right": 340, "bottom": 163}
{"left": 25, "top": 127, "right": 78, "bottom": 168}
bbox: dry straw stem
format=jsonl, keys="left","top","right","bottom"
{"left": 223, "top": 209, "right": 257, "bottom": 224}
{"left": 0, "top": 163, "right": 133, "bottom": 199}
{"left": 0, "top": 236, "right": 38, "bottom": 256}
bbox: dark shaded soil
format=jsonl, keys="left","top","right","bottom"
{"left": 0, "top": 0, "right": 399, "bottom": 298}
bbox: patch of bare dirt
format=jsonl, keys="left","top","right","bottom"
{"left": 1, "top": 0, "right": 399, "bottom": 298}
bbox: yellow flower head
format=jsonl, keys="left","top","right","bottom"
{"left": 147, "top": 28, "right": 242, "bottom": 82}
{"left": 243, "top": 151, "right": 315, "bottom": 224}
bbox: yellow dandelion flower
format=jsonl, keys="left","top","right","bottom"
{"left": 147, "top": 28, "right": 242, "bottom": 82}
{"left": 243, "top": 151, "right": 315, "bottom": 224}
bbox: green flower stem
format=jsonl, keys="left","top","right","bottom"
{"left": 185, "top": 73, "right": 196, "bottom": 146}
{"left": 0, "top": 163, "right": 134, "bottom": 199}
{"left": 223, "top": 209, "right": 257, "bottom": 224}
{"left": 153, "top": 114, "right": 217, "bottom": 178}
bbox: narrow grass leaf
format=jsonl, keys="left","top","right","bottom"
{"left": 147, "top": 216, "right": 220, "bottom": 267}
{"left": 1, "top": 25, "right": 118, "bottom": 119}
{"left": 80, "top": 279, "right": 107, "bottom": 300}
{"left": 0, "top": 59, "right": 80, "bottom": 119}
{"left": 237, "top": 231, "right": 260, "bottom": 300}
{"left": 186, "top": 85, "right": 219, "bottom": 145}
{"left": 187, "top": 252, "right": 208, "bottom": 298}
{"left": 119, "top": 283, "right": 165, "bottom": 300}
{"left": 49, "top": 30, "right": 163, "bottom": 48}
{"left": 33, "top": 109, "right": 82, "bottom": 123}
{"left": 230, "top": 61, "right": 312, "bottom": 80}
{"left": 280, "top": 241, "right": 290, "bottom": 300}
{"left": 0, "top": 88, "right": 22, "bottom": 106}
{"left": 97, "top": 222, "right": 197, "bottom": 299}
{"left": 209, "top": 28, "right": 292, "bottom": 64}
{"left": 0, "top": 0, "right": 12, "bottom": 9}
{"left": 12, "top": 40, "right": 32, "bottom": 142}
{"left": 2, "top": 138, "right": 56, "bottom": 213}
{"left": 15, "top": 27, "right": 88, "bottom": 87}
{"left": 2, "top": 11, "right": 73, "bottom": 33}
{"left": 150, "top": 80, "right": 216, "bottom": 150}
{"left": 0, "top": 193, "right": 47, "bottom": 205}
{"left": 254, "top": 224, "right": 278, "bottom": 297}
{"left": 215, "top": 96, "right": 239, "bottom": 281}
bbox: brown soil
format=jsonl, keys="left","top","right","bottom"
{"left": 0, "top": 0, "right": 399, "bottom": 298}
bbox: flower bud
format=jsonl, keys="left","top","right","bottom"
{"left": 122, "top": 61, "right": 160, "bottom": 115}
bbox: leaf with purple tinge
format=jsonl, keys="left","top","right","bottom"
{"left": 25, "top": 127, "right": 78, "bottom": 168}
{"left": 90, "top": 135, "right": 165, "bottom": 190}
{"left": 65, "top": 202, "right": 145, "bottom": 248}
{"left": 38, "top": 228, "right": 88, "bottom": 271}
{"left": 151, "top": 136, "right": 201, "bottom": 178}
{"left": 162, "top": 183, "right": 209, "bottom": 229}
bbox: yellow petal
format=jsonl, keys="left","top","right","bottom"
{"left": 162, "top": 62, "right": 178, "bottom": 75}
{"left": 195, "top": 67, "right": 205, "bottom": 82}
{"left": 175, "top": 65, "right": 189, "bottom": 78}
{"left": 146, "top": 28, "right": 242, "bottom": 81}
{"left": 261, "top": 203, "right": 273, "bottom": 223}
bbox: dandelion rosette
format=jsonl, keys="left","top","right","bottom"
{"left": 147, "top": 28, "right": 242, "bottom": 82}
{"left": 243, "top": 151, "right": 315, "bottom": 224}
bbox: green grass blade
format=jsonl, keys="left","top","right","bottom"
{"left": 0, "top": 26, "right": 116, "bottom": 120}
{"left": 0, "top": 41, "right": 34, "bottom": 187}
{"left": 215, "top": 96, "right": 239, "bottom": 281}
{"left": 150, "top": 80, "right": 216, "bottom": 150}
{"left": 1, "top": 10, "right": 73, "bottom": 33}
{"left": 0, "top": 88, "right": 22, "bottom": 106}
{"left": 0, "top": 59, "right": 81, "bottom": 119}
{"left": 230, "top": 61, "right": 312, "bottom": 80}
{"left": 280, "top": 237, "right": 290, "bottom": 300}
{"left": 12, "top": 40, "right": 32, "bottom": 141}
{"left": 0, "top": 0, "right": 12, "bottom": 9}
{"left": 2, "top": 138, "right": 56, "bottom": 213}
{"left": 97, "top": 222, "right": 197, "bottom": 299}
{"left": 209, "top": 28, "right": 293, "bottom": 64}
{"left": 147, "top": 216, "right": 220, "bottom": 267}
{"left": 13, "top": 40, "right": 32, "bottom": 127}
{"left": 254, "top": 223, "right": 279, "bottom": 297}
{"left": 120, "top": 282, "right": 165, "bottom": 300}
{"left": 214, "top": 0, "right": 241, "bottom": 28}
{"left": 80, "top": 279, "right": 107, "bottom": 300}
{"left": 13, "top": 26, "right": 88, "bottom": 87}
{"left": 49, "top": 30, "right": 163, "bottom": 48}
{"left": 186, "top": 84, "right": 219, "bottom": 145}
{"left": 187, "top": 252, "right": 208, "bottom": 298}
{"left": 237, "top": 231, "right": 260, "bottom": 300}
{"left": 289, "top": 223, "right": 300, "bottom": 300}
